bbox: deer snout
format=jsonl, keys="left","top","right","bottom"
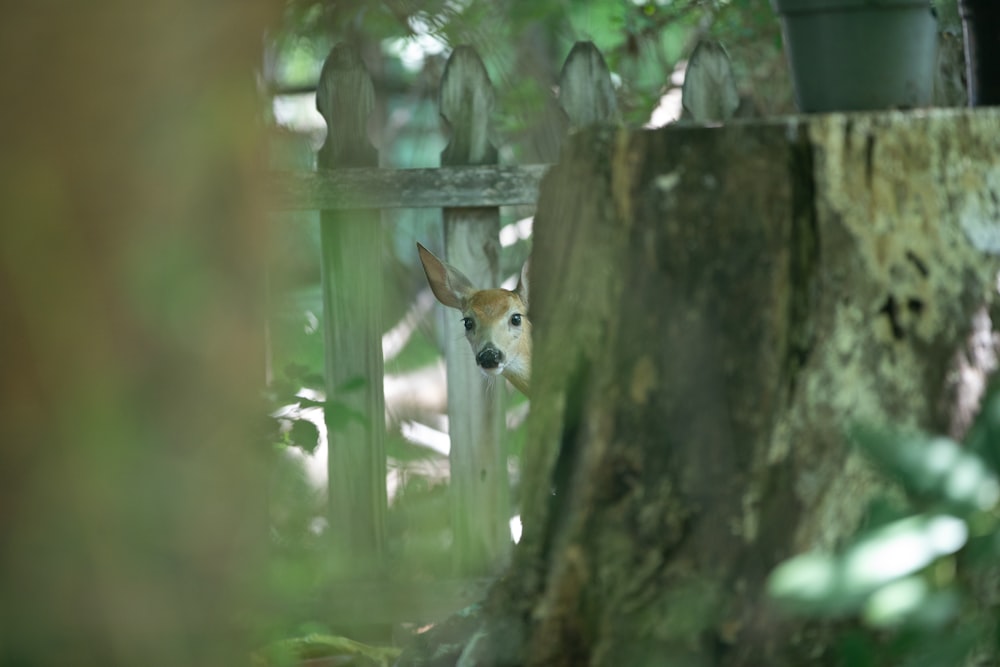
{"left": 476, "top": 345, "right": 504, "bottom": 369}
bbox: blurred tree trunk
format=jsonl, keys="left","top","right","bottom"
{"left": 400, "top": 110, "right": 1000, "bottom": 666}
{"left": 0, "top": 3, "right": 275, "bottom": 666}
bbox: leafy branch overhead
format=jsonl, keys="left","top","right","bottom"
{"left": 266, "top": 0, "right": 790, "bottom": 125}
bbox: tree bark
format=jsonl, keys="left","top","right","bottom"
{"left": 400, "top": 109, "right": 1000, "bottom": 666}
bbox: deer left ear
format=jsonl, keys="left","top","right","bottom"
{"left": 515, "top": 258, "right": 529, "bottom": 308}
{"left": 417, "top": 242, "right": 477, "bottom": 310}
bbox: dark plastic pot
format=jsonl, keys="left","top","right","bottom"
{"left": 772, "top": 0, "right": 938, "bottom": 112}
{"left": 959, "top": 0, "right": 1000, "bottom": 106}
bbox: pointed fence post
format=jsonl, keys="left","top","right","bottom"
{"left": 439, "top": 45, "right": 510, "bottom": 576}
{"left": 315, "top": 44, "right": 387, "bottom": 573}
{"left": 681, "top": 40, "right": 740, "bottom": 122}
{"left": 557, "top": 41, "right": 619, "bottom": 133}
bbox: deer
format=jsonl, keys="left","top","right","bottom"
{"left": 417, "top": 243, "right": 531, "bottom": 397}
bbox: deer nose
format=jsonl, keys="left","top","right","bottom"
{"left": 476, "top": 345, "right": 504, "bottom": 369}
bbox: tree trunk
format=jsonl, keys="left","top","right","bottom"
{"left": 0, "top": 5, "right": 274, "bottom": 665}
{"left": 400, "top": 109, "right": 1000, "bottom": 666}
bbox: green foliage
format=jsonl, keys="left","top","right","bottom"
{"left": 266, "top": 0, "right": 789, "bottom": 130}
{"left": 265, "top": 364, "right": 370, "bottom": 455}
{"left": 853, "top": 425, "right": 999, "bottom": 514}
{"left": 269, "top": 283, "right": 326, "bottom": 384}
{"left": 965, "top": 383, "right": 1000, "bottom": 475}
{"left": 254, "top": 632, "right": 401, "bottom": 667}
{"left": 768, "top": 382, "right": 1000, "bottom": 666}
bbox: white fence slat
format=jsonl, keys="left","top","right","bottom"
{"left": 439, "top": 45, "right": 511, "bottom": 576}
{"left": 315, "top": 44, "right": 387, "bottom": 573}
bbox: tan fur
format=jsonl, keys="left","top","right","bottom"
{"left": 417, "top": 243, "right": 531, "bottom": 396}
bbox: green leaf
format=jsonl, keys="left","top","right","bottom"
{"left": 254, "top": 633, "right": 401, "bottom": 667}
{"left": 289, "top": 419, "right": 320, "bottom": 454}
{"left": 862, "top": 576, "right": 930, "bottom": 627}
{"left": 768, "top": 551, "right": 866, "bottom": 616}
{"left": 768, "top": 514, "right": 968, "bottom": 617}
{"left": 843, "top": 515, "right": 966, "bottom": 592}
{"left": 324, "top": 400, "right": 368, "bottom": 432}
{"left": 860, "top": 494, "right": 911, "bottom": 531}
{"left": 893, "top": 620, "right": 982, "bottom": 667}
{"left": 268, "top": 378, "right": 298, "bottom": 404}
{"left": 965, "top": 379, "right": 1000, "bottom": 476}
{"left": 835, "top": 629, "right": 877, "bottom": 667}
{"left": 849, "top": 424, "right": 1000, "bottom": 514}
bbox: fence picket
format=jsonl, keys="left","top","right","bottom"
{"left": 558, "top": 41, "right": 619, "bottom": 129}
{"left": 681, "top": 40, "right": 740, "bottom": 122}
{"left": 439, "top": 45, "right": 511, "bottom": 576}
{"left": 315, "top": 44, "right": 387, "bottom": 574}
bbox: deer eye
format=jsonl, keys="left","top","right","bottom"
{"left": 462, "top": 317, "right": 475, "bottom": 332}
{"left": 510, "top": 313, "right": 522, "bottom": 327}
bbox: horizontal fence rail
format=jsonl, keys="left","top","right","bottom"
{"left": 270, "top": 163, "right": 550, "bottom": 211}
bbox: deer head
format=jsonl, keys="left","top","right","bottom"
{"left": 417, "top": 243, "right": 530, "bottom": 396}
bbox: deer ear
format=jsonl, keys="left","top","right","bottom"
{"left": 515, "top": 258, "right": 529, "bottom": 308}
{"left": 417, "top": 243, "right": 477, "bottom": 310}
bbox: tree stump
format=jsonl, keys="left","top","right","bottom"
{"left": 400, "top": 109, "right": 1000, "bottom": 666}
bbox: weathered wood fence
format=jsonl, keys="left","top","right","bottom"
{"left": 272, "top": 40, "right": 619, "bottom": 581}
{"left": 270, "top": 37, "right": 736, "bottom": 619}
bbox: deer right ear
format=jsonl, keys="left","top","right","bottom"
{"left": 417, "top": 243, "right": 477, "bottom": 310}
{"left": 515, "top": 258, "right": 529, "bottom": 308}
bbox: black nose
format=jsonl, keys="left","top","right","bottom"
{"left": 476, "top": 346, "right": 504, "bottom": 369}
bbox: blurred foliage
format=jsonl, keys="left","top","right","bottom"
{"left": 768, "top": 381, "right": 1000, "bottom": 666}
{"left": 254, "top": 633, "right": 401, "bottom": 667}
{"left": 265, "top": 364, "right": 367, "bottom": 457}
{"left": 0, "top": 3, "right": 280, "bottom": 666}
{"left": 265, "top": 0, "right": 790, "bottom": 130}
